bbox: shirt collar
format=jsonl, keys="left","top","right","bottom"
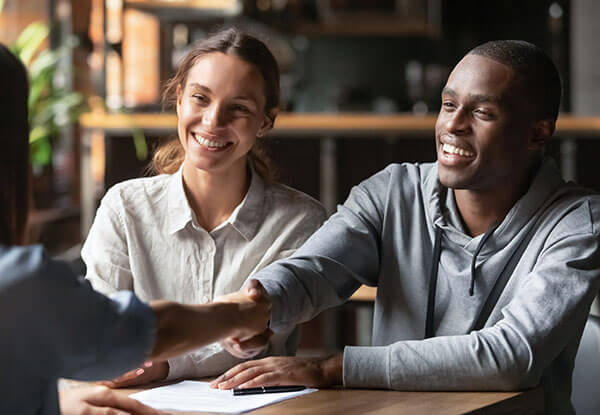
{"left": 165, "top": 163, "right": 266, "bottom": 240}
{"left": 228, "top": 165, "right": 265, "bottom": 241}
{"left": 166, "top": 166, "right": 196, "bottom": 235}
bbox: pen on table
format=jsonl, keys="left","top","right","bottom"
{"left": 232, "top": 385, "right": 306, "bottom": 396}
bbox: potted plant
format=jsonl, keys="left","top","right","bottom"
{"left": 2, "top": 0, "right": 86, "bottom": 208}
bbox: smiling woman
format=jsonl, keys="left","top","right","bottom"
{"left": 81, "top": 27, "right": 327, "bottom": 388}
{"left": 154, "top": 28, "right": 279, "bottom": 182}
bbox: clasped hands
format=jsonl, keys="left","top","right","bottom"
{"left": 100, "top": 279, "right": 272, "bottom": 389}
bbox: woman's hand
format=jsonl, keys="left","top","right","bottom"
{"left": 220, "top": 328, "right": 273, "bottom": 359}
{"left": 59, "top": 385, "right": 168, "bottom": 415}
{"left": 209, "top": 354, "right": 344, "bottom": 390}
{"left": 98, "top": 361, "right": 169, "bottom": 389}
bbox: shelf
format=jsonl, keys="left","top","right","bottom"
{"left": 124, "top": 0, "right": 241, "bottom": 19}
{"left": 291, "top": 20, "right": 440, "bottom": 38}
{"left": 79, "top": 111, "right": 600, "bottom": 138}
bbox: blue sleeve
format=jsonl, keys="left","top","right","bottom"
{"left": 0, "top": 245, "right": 155, "bottom": 381}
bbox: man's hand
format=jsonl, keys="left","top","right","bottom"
{"left": 98, "top": 361, "right": 169, "bottom": 389}
{"left": 59, "top": 385, "right": 168, "bottom": 415}
{"left": 214, "top": 279, "right": 272, "bottom": 342}
{"left": 209, "top": 354, "right": 344, "bottom": 390}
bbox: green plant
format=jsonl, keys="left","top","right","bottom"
{"left": 9, "top": 21, "right": 86, "bottom": 169}
{"left": 1, "top": 2, "right": 147, "bottom": 168}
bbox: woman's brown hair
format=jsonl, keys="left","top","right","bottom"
{"left": 0, "top": 44, "right": 30, "bottom": 246}
{"left": 152, "top": 27, "right": 279, "bottom": 181}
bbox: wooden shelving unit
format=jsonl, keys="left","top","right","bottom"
{"left": 79, "top": 110, "right": 600, "bottom": 237}
{"left": 124, "top": 0, "right": 241, "bottom": 19}
{"left": 79, "top": 111, "right": 600, "bottom": 137}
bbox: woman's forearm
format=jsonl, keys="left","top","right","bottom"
{"left": 148, "top": 292, "right": 270, "bottom": 361}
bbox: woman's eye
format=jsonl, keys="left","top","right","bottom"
{"left": 192, "top": 94, "right": 208, "bottom": 103}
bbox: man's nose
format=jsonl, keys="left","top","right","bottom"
{"left": 445, "top": 108, "right": 470, "bottom": 134}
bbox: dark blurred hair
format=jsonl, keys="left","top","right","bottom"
{"left": 152, "top": 27, "right": 279, "bottom": 182}
{"left": 0, "top": 44, "right": 30, "bottom": 245}
{"left": 469, "top": 40, "right": 562, "bottom": 122}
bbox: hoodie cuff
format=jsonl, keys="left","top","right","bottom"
{"left": 343, "top": 346, "right": 391, "bottom": 389}
{"left": 252, "top": 278, "right": 290, "bottom": 332}
{"left": 166, "top": 353, "right": 196, "bottom": 381}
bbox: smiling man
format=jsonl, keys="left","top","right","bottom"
{"left": 214, "top": 40, "right": 600, "bottom": 414}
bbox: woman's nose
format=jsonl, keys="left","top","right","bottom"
{"left": 202, "top": 104, "right": 225, "bottom": 129}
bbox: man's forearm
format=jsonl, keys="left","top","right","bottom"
{"left": 321, "top": 352, "right": 344, "bottom": 386}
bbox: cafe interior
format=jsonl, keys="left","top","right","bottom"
{"left": 2, "top": 0, "right": 599, "bottom": 413}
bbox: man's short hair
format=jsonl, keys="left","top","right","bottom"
{"left": 468, "top": 40, "right": 562, "bottom": 122}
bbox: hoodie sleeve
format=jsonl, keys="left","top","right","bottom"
{"left": 343, "top": 227, "right": 600, "bottom": 391}
{"left": 255, "top": 169, "right": 390, "bottom": 332}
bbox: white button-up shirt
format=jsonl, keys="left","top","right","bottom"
{"left": 82, "top": 166, "right": 326, "bottom": 379}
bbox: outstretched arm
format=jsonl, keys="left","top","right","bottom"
{"left": 149, "top": 283, "right": 271, "bottom": 362}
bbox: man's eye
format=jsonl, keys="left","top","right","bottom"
{"left": 474, "top": 109, "right": 492, "bottom": 118}
{"left": 442, "top": 101, "right": 455, "bottom": 110}
{"left": 232, "top": 105, "right": 250, "bottom": 113}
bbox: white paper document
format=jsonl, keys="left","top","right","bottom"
{"left": 130, "top": 380, "right": 318, "bottom": 413}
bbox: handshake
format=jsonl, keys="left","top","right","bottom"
{"left": 213, "top": 279, "right": 274, "bottom": 359}
{"left": 99, "top": 280, "right": 273, "bottom": 389}
{"left": 151, "top": 279, "right": 273, "bottom": 362}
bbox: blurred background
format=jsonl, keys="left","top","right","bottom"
{"left": 1, "top": 0, "right": 599, "bottom": 352}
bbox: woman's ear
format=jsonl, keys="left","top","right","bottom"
{"left": 176, "top": 84, "right": 183, "bottom": 116}
{"left": 528, "top": 119, "right": 554, "bottom": 151}
{"left": 257, "top": 108, "right": 278, "bottom": 138}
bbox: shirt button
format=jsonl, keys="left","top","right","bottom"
{"left": 202, "top": 295, "right": 210, "bottom": 303}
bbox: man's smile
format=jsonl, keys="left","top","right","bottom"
{"left": 441, "top": 142, "right": 474, "bottom": 157}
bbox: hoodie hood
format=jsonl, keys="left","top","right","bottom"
{"left": 425, "top": 158, "right": 567, "bottom": 256}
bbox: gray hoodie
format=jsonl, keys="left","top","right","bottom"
{"left": 255, "top": 158, "right": 600, "bottom": 414}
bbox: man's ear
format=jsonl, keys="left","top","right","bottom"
{"left": 257, "top": 108, "right": 278, "bottom": 138}
{"left": 528, "top": 119, "right": 554, "bottom": 150}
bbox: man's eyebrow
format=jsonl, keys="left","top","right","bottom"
{"left": 442, "top": 87, "right": 501, "bottom": 104}
{"left": 442, "top": 87, "right": 456, "bottom": 98}
{"left": 468, "top": 93, "right": 501, "bottom": 104}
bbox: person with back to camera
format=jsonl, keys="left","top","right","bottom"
{"left": 81, "top": 27, "right": 327, "bottom": 387}
{"left": 213, "top": 40, "right": 600, "bottom": 415}
{"left": 0, "top": 43, "right": 270, "bottom": 415}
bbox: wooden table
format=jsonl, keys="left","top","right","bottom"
{"left": 114, "top": 384, "right": 544, "bottom": 414}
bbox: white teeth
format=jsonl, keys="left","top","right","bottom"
{"left": 193, "top": 133, "right": 228, "bottom": 148}
{"left": 442, "top": 143, "right": 474, "bottom": 157}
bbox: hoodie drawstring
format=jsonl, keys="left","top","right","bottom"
{"left": 469, "top": 223, "right": 500, "bottom": 296}
{"left": 425, "top": 223, "right": 499, "bottom": 339}
{"left": 425, "top": 226, "right": 443, "bottom": 339}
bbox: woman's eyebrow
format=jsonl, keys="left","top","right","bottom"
{"left": 188, "top": 83, "right": 211, "bottom": 93}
